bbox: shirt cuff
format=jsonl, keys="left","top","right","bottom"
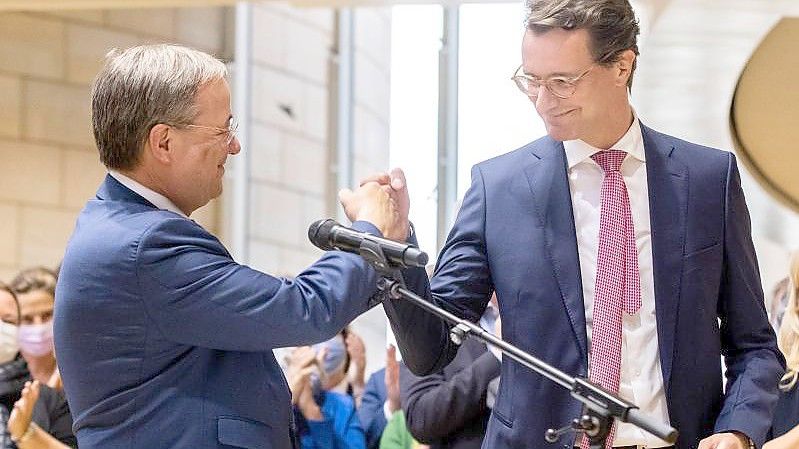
{"left": 488, "top": 344, "right": 502, "bottom": 362}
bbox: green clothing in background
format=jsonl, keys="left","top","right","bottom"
{"left": 379, "top": 411, "right": 422, "bottom": 449}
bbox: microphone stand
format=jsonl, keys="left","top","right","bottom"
{"left": 356, "top": 240, "right": 678, "bottom": 449}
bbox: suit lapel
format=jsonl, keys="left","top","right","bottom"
{"left": 641, "top": 124, "right": 687, "bottom": 393}
{"left": 524, "top": 138, "right": 588, "bottom": 366}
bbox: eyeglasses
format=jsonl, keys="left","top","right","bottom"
{"left": 511, "top": 63, "right": 595, "bottom": 99}
{"left": 183, "top": 118, "right": 239, "bottom": 145}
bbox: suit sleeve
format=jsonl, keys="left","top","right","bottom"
{"left": 359, "top": 370, "right": 388, "bottom": 449}
{"left": 135, "top": 218, "right": 382, "bottom": 350}
{"left": 713, "top": 153, "right": 786, "bottom": 447}
{"left": 401, "top": 343, "right": 500, "bottom": 443}
{"left": 383, "top": 165, "right": 494, "bottom": 376}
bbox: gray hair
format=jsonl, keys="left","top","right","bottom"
{"left": 525, "top": 0, "right": 640, "bottom": 89}
{"left": 91, "top": 44, "right": 228, "bottom": 170}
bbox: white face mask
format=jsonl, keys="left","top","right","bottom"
{"left": 0, "top": 322, "right": 19, "bottom": 364}
{"left": 18, "top": 321, "right": 54, "bottom": 357}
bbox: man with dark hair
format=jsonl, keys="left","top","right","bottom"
{"left": 373, "top": 1, "right": 784, "bottom": 449}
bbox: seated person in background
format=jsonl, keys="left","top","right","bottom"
{"left": 320, "top": 328, "right": 368, "bottom": 407}
{"left": 9, "top": 268, "right": 60, "bottom": 390}
{"left": 765, "top": 253, "right": 799, "bottom": 449}
{"left": 0, "top": 283, "right": 74, "bottom": 448}
{"left": 360, "top": 345, "right": 402, "bottom": 449}
{"left": 400, "top": 296, "right": 501, "bottom": 449}
{"left": 287, "top": 337, "right": 366, "bottom": 449}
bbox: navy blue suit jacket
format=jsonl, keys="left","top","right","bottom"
{"left": 54, "top": 175, "right": 387, "bottom": 449}
{"left": 383, "top": 124, "right": 785, "bottom": 449}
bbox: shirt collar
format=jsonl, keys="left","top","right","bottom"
{"left": 563, "top": 113, "right": 645, "bottom": 169}
{"left": 108, "top": 170, "right": 188, "bottom": 218}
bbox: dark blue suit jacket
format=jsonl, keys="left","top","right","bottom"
{"left": 383, "top": 124, "right": 785, "bottom": 449}
{"left": 54, "top": 175, "right": 386, "bottom": 449}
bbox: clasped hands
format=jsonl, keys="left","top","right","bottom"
{"left": 339, "top": 167, "right": 410, "bottom": 242}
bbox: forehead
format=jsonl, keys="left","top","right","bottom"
{"left": 521, "top": 28, "right": 594, "bottom": 76}
{"left": 17, "top": 290, "right": 54, "bottom": 313}
{"left": 0, "top": 291, "right": 16, "bottom": 316}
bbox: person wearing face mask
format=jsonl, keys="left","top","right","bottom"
{"left": 0, "top": 282, "right": 75, "bottom": 449}
{"left": 286, "top": 334, "right": 367, "bottom": 449}
{"left": 9, "top": 268, "right": 59, "bottom": 390}
{"left": 0, "top": 284, "right": 27, "bottom": 424}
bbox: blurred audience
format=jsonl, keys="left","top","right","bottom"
{"left": 0, "top": 282, "right": 74, "bottom": 448}
{"left": 769, "top": 277, "right": 790, "bottom": 332}
{"left": 376, "top": 345, "right": 430, "bottom": 449}
{"left": 344, "top": 329, "right": 367, "bottom": 406}
{"left": 320, "top": 328, "right": 368, "bottom": 407}
{"left": 287, "top": 333, "right": 366, "bottom": 449}
{"left": 9, "top": 268, "right": 60, "bottom": 390}
{"left": 379, "top": 410, "right": 429, "bottom": 449}
{"left": 765, "top": 253, "right": 799, "bottom": 449}
{"left": 360, "top": 345, "right": 402, "bottom": 449}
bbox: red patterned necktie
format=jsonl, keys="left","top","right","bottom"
{"left": 580, "top": 149, "right": 642, "bottom": 449}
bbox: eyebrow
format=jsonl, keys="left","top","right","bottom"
{"left": 524, "top": 70, "right": 582, "bottom": 79}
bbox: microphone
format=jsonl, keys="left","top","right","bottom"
{"left": 308, "top": 219, "right": 428, "bottom": 268}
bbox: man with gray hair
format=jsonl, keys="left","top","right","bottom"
{"left": 54, "top": 44, "right": 411, "bottom": 449}
{"left": 377, "top": 1, "right": 784, "bottom": 449}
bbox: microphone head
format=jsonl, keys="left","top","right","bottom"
{"left": 308, "top": 219, "right": 338, "bottom": 251}
{"left": 413, "top": 250, "right": 429, "bottom": 267}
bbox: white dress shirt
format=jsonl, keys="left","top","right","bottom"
{"left": 564, "top": 116, "right": 672, "bottom": 447}
{"left": 108, "top": 171, "right": 188, "bottom": 218}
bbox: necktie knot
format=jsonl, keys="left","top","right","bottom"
{"left": 591, "top": 149, "right": 626, "bottom": 173}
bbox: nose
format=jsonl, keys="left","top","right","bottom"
{"left": 228, "top": 136, "right": 242, "bottom": 155}
{"left": 534, "top": 85, "right": 559, "bottom": 111}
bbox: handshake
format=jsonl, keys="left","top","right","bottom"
{"left": 338, "top": 167, "right": 410, "bottom": 242}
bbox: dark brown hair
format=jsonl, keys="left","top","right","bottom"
{"left": 10, "top": 266, "right": 58, "bottom": 298}
{"left": 525, "top": 0, "right": 640, "bottom": 89}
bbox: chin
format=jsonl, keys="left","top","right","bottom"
{"left": 545, "top": 125, "right": 578, "bottom": 142}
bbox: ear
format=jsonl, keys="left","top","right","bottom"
{"left": 145, "top": 124, "right": 173, "bottom": 165}
{"left": 615, "top": 49, "right": 636, "bottom": 88}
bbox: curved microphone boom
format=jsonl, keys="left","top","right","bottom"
{"left": 308, "top": 219, "right": 428, "bottom": 268}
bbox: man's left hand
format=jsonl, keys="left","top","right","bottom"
{"left": 698, "top": 432, "right": 750, "bottom": 449}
